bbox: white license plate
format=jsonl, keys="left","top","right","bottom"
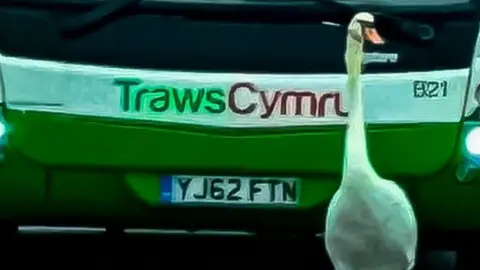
{"left": 160, "top": 175, "right": 299, "bottom": 205}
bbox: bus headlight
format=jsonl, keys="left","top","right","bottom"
{"left": 458, "top": 123, "right": 480, "bottom": 182}
{"left": 0, "top": 121, "right": 5, "bottom": 140}
{"left": 466, "top": 126, "right": 480, "bottom": 156}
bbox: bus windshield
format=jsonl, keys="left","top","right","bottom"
{"left": 337, "top": 0, "right": 469, "bottom": 6}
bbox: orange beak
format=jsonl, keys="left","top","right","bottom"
{"left": 364, "top": 27, "right": 384, "bottom": 45}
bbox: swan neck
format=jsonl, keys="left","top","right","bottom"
{"left": 341, "top": 75, "right": 375, "bottom": 186}
{"left": 347, "top": 77, "right": 366, "bottom": 134}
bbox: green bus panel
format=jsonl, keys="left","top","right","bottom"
{"left": 3, "top": 109, "right": 479, "bottom": 232}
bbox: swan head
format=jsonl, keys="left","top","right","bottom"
{"left": 345, "top": 12, "right": 384, "bottom": 81}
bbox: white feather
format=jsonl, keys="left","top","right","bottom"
{"left": 324, "top": 12, "right": 418, "bottom": 270}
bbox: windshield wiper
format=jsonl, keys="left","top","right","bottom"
{"left": 59, "top": 0, "right": 435, "bottom": 46}
{"left": 313, "top": 0, "right": 435, "bottom": 46}
{"left": 373, "top": 13, "right": 435, "bottom": 46}
{"left": 59, "top": 0, "right": 143, "bottom": 36}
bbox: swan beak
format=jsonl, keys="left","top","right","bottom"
{"left": 364, "top": 27, "right": 384, "bottom": 45}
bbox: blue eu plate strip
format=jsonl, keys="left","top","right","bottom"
{"left": 160, "top": 176, "right": 173, "bottom": 203}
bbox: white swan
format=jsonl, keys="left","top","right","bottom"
{"left": 324, "top": 12, "right": 418, "bottom": 270}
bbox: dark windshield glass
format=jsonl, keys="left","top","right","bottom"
{"left": 337, "top": 0, "right": 468, "bottom": 6}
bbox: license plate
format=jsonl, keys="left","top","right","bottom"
{"left": 160, "top": 175, "right": 299, "bottom": 205}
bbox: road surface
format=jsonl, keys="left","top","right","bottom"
{"left": 0, "top": 228, "right": 470, "bottom": 269}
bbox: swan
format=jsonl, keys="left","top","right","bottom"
{"left": 324, "top": 12, "right": 418, "bottom": 270}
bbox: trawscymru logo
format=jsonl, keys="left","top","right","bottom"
{"left": 115, "top": 78, "right": 348, "bottom": 118}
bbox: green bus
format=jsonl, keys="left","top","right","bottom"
{"left": 0, "top": 0, "right": 480, "bottom": 245}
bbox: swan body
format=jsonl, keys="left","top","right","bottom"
{"left": 324, "top": 12, "right": 418, "bottom": 270}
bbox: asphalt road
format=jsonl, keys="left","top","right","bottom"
{"left": 3, "top": 233, "right": 331, "bottom": 269}
{"left": 0, "top": 231, "right": 470, "bottom": 270}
